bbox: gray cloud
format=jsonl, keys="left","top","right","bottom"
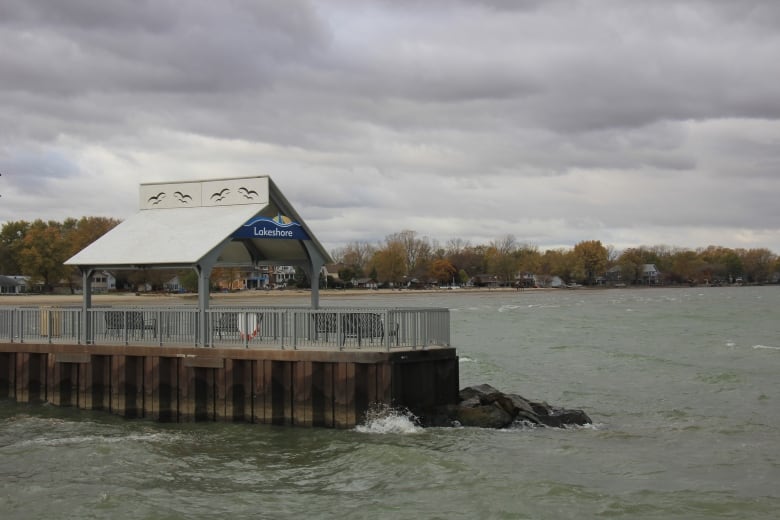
{"left": 1, "top": 0, "right": 779, "bottom": 253}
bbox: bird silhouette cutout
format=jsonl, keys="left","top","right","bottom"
{"left": 238, "top": 186, "right": 259, "bottom": 199}
{"left": 210, "top": 188, "right": 230, "bottom": 202}
{"left": 147, "top": 192, "right": 166, "bottom": 205}
{"left": 174, "top": 191, "right": 193, "bottom": 204}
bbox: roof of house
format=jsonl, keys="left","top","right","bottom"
{"left": 0, "top": 275, "right": 21, "bottom": 287}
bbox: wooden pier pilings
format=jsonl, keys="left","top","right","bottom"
{"left": 0, "top": 343, "right": 459, "bottom": 428}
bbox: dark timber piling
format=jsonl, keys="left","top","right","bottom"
{"left": 0, "top": 344, "right": 459, "bottom": 428}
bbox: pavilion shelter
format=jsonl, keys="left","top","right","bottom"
{"left": 65, "top": 176, "right": 332, "bottom": 346}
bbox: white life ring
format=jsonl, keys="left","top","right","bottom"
{"left": 237, "top": 314, "right": 259, "bottom": 340}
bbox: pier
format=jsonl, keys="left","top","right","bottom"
{"left": 0, "top": 304, "right": 458, "bottom": 427}
{"left": 0, "top": 176, "right": 460, "bottom": 427}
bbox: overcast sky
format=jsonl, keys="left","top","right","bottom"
{"left": 1, "top": 0, "right": 779, "bottom": 255}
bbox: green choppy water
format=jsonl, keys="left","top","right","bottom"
{"left": 2, "top": 287, "right": 779, "bottom": 519}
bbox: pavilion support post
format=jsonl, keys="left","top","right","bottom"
{"left": 194, "top": 238, "right": 235, "bottom": 347}
{"left": 195, "top": 264, "right": 213, "bottom": 347}
{"left": 81, "top": 268, "right": 94, "bottom": 344}
{"left": 309, "top": 260, "right": 323, "bottom": 310}
{"left": 302, "top": 242, "right": 325, "bottom": 310}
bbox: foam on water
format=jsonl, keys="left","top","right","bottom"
{"left": 10, "top": 429, "right": 184, "bottom": 448}
{"left": 1, "top": 415, "right": 185, "bottom": 449}
{"left": 355, "top": 404, "right": 422, "bottom": 435}
{"left": 753, "top": 345, "right": 780, "bottom": 350}
{"left": 15, "top": 433, "right": 176, "bottom": 447}
{"left": 459, "top": 356, "right": 476, "bottom": 363}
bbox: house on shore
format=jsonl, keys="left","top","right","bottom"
{"left": 0, "top": 275, "right": 25, "bottom": 294}
{"left": 606, "top": 264, "right": 661, "bottom": 285}
{"left": 92, "top": 271, "right": 117, "bottom": 293}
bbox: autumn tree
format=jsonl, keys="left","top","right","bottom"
{"left": 66, "top": 217, "right": 121, "bottom": 255}
{"left": 0, "top": 220, "right": 30, "bottom": 274}
{"left": 368, "top": 237, "right": 407, "bottom": 286}
{"left": 429, "top": 258, "right": 458, "bottom": 285}
{"left": 615, "top": 249, "right": 642, "bottom": 284}
{"left": 698, "top": 245, "right": 742, "bottom": 282}
{"left": 63, "top": 217, "right": 122, "bottom": 287}
{"left": 738, "top": 248, "right": 776, "bottom": 283}
{"left": 6, "top": 217, "right": 121, "bottom": 292}
{"left": 668, "top": 249, "right": 705, "bottom": 284}
{"left": 389, "top": 230, "right": 432, "bottom": 279}
{"left": 514, "top": 244, "right": 542, "bottom": 277}
{"left": 445, "top": 240, "right": 485, "bottom": 278}
{"left": 18, "top": 220, "right": 70, "bottom": 291}
{"left": 332, "top": 241, "right": 375, "bottom": 279}
{"left": 573, "top": 240, "right": 609, "bottom": 285}
{"left": 212, "top": 267, "right": 243, "bottom": 290}
{"left": 484, "top": 234, "right": 516, "bottom": 285}
{"left": 539, "top": 248, "right": 579, "bottom": 283}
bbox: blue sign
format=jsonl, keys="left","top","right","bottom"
{"left": 233, "top": 215, "right": 310, "bottom": 240}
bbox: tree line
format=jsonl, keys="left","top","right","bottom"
{"left": 2, "top": 219, "right": 779, "bottom": 292}
{"left": 1, "top": 218, "right": 121, "bottom": 291}
{"left": 331, "top": 230, "right": 780, "bottom": 287}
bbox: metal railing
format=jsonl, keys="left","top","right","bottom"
{"left": 0, "top": 306, "right": 82, "bottom": 345}
{"left": 0, "top": 305, "right": 450, "bottom": 351}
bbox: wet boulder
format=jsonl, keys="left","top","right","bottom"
{"left": 456, "top": 401, "right": 514, "bottom": 429}
{"left": 451, "top": 384, "right": 592, "bottom": 429}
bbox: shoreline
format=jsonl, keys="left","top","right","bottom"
{"left": 0, "top": 284, "right": 757, "bottom": 306}
{"left": 0, "top": 286, "right": 543, "bottom": 305}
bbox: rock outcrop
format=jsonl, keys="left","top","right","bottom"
{"left": 423, "top": 383, "right": 592, "bottom": 429}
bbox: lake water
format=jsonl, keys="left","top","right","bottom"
{"left": 1, "top": 287, "right": 779, "bottom": 519}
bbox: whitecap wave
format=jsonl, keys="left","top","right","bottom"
{"left": 753, "top": 345, "right": 780, "bottom": 350}
{"left": 459, "top": 356, "right": 476, "bottom": 363}
{"left": 11, "top": 430, "right": 183, "bottom": 448}
{"left": 355, "top": 404, "right": 422, "bottom": 434}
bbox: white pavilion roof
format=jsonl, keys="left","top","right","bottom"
{"left": 65, "top": 176, "right": 330, "bottom": 269}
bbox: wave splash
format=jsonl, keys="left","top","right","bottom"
{"left": 355, "top": 403, "right": 422, "bottom": 434}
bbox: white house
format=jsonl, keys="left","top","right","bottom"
{"left": 274, "top": 265, "right": 297, "bottom": 286}
{"left": 92, "top": 271, "right": 117, "bottom": 293}
{"left": 642, "top": 264, "right": 660, "bottom": 285}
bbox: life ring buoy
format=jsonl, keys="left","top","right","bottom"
{"left": 237, "top": 314, "right": 259, "bottom": 340}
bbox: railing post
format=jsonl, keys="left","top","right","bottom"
{"left": 292, "top": 312, "right": 298, "bottom": 350}
{"left": 384, "top": 310, "right": 391, "bottom": 352}
{"left": 18, "top": 309, "right": 24, "bottom": 343}
{"left": 337, "top": 311, "right": 343, "bottom": 351}
{"left": 204, "top": 310, "right": 210, "bottom": 348}
{"left": 123, "top": 310, "right": 129, "bottom": 345}
{"left": 47, "top": 309, "right": 52, "bottom": 344}
{"left": 412, "top": 311, "right": 419, "bottom": 351}
{"left": 279, "top": 310, "right": 286, "bottom": 350}
{"left": 243, "top": 312, "right": 249, "bottom": 349}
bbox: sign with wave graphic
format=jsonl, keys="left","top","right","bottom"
{"left": 233, "top": 214, "right": 310, "bottom": 240}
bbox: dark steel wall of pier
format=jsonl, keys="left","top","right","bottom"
{"left": 0, "top": 344, "right": 459, "bottom": 428}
